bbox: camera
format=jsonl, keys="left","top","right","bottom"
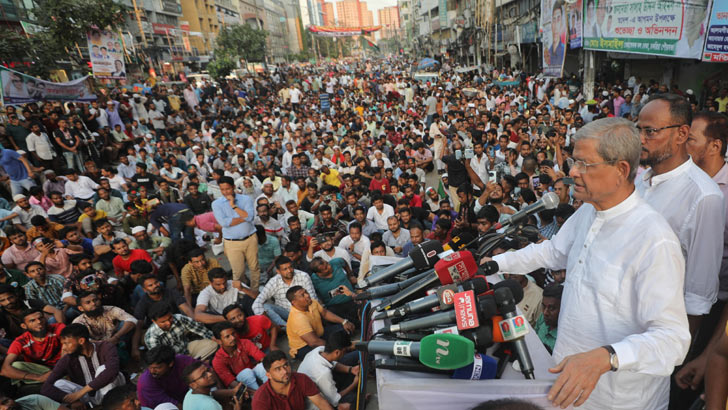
{"left": 316, "top": 234, "right": 329, "bottom": 244}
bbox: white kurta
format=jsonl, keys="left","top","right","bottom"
{"left": 493, "top": 191, "right": 690, "bottom": 410}
{"left": 636, "top": 158, "right": 725, "bottom": 315}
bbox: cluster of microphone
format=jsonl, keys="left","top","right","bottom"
{"left": 353, "top": 193, "right": 560, "bottom": 380}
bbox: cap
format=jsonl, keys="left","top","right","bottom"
{"left": 602, "top": 91, "right": 609, "bottom": 97}
{"left": 686, "top": 89, "right": 694, "bottom": 95}
{"left": 568, "top": 99, "right": 575, "bottom": 104}
{"left": 43, "top": 169, "right": 55, "bottom": 175}
{"left": 12, "top": 194, "right": 25, "bottom": 202}
{"left": 133, "top": 93, "right": 141, "bottom": 98}
{"left": 623, "top": 90, "right": 632, "bottom": 96}
{"left": 145, "top": 133, "right": 153, "bottom": 139}
{"left": 192, "top": 145, "right": 201, "bottom": 150}
{"left": 262, "top": 180, "right": 274, "bottom": 186}
{"left": 154, "top": 404, "right": 179, "bottom": 410}
{"left": 131, "top": 226, "right": 146, "bottom": 234}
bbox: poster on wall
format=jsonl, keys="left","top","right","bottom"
{"left": 86, "top": 28, "right": 126, "bottom": 79}
{"left": 541, "top": 0, "right": 569, "bottom": 77}
{"left": 703, "top": 1, "right": 728, "bottom": 62}
{"left": 0, "top": 67, "right": 96, "bottom": 105}
{"left": 569, "top": 0, "right": 583, "bottom": 48}
{"left": 582, "top": 0, "right": 712, "bottom": 59}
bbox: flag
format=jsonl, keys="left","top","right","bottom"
{"left": 365, "top": 38, "right": 381, "bottom": 53}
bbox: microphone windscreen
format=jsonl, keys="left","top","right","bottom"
{"left": 490, "top": 315, "right": 505, "bottom": 342}
{"left": 410, "top": 240, "right": 444, "bottom": 270}
{"left": 477, "top": 295, "right": 498, "bottom": 320}
{"left": 468, "top": 276, "right": 490, "bottom": 294}
{"left": 451, "top": 353, "right": 498, "bottom": 380}
{"left": 493, "top": 279, "right": 524, "bottom": 304}
{"left": 542, "top": 192, "right": 560, "bottom": 210}
{"left": 434, "top": 250, "right": 477, "bottom": 285}
{"left": 446, "top": 231, "right": 477, "bottom": 251}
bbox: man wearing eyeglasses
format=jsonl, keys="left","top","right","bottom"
{"left": 636, "top": 94, "right": 725, "bottom": 340}
{"left": 484, "top": 117, "right": 690, "bottom": 409}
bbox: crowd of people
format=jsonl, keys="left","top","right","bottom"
{"left": 0, "top": 56, "right": 725, "bottom": 410}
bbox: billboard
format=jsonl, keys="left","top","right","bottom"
{"left": 582, "top": 0, "right": 712, "bottom": 59}
{"left": 87, "top": 28, "right": 126, "bottom": 79}
{"left": 0, "top": 67, "right": 96, "bottom": 105}
{"left": 541, "top": 0, "right": 568, "bottom": 77}
{"left": 569, "top": 0, "right": 583, "bottom": 48}
{"left": 703, "top": 1, "right": 728, "bottom": 62}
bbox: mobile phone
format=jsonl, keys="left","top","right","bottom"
{"left": 488, "top": 170, "right": 497, "bottom": 182}
{"left": 235, "top": 385, "right": 248, "bottom": 401}
{"left": 455, "top": 150, "right": 463, "bottom": 160}
{"left": 464, "top": 149, "right": 474, "bottom": 159}
{"left": 532, "top": 176, "right": 541, "bottom": 188}
{"left": 488, "top": 146, "right": 495, "bottom": 156}
{"left": 562, "top": 177, "right": 575, "bottom": 185}
{"left": 329, "top": 288, "right": 341, "bottom": 298}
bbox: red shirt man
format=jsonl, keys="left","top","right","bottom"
{"left": 236, "top": 315, "right": 274, "bottom": 351}
{"left": 112, "top": 240, "right": 153, "bottom": 277}
{"left": 252, "top": 372, "right": 321, "bottom": 410}
{"left": 8, "top": 322, "right": 65, "bottom": 366}
{"left": 212, "top": 337, "right": 265, "bottom": 387}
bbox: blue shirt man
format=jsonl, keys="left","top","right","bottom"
{"left": 212, "top": 176, "right": 260, "bottom": 288}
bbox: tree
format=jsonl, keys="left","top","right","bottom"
{"left": 2, "top": 0, "right": 125, "bottom": 77}
{"left": 207, "top": 54, "right": 236, "bottom": 81}
{"left": 215, "top": 24, "right": 268, "bottom": 62}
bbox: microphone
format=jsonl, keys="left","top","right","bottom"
{"left": 361, "top": 241, "right": 444, "bottom": 287}
{"left": 376, "top": 250, "right": 485, "bottom": 311}
{"left": 380, "top": 292, "right": 498, "bottom": 334}
{"left": 373, "top": 276, "right": 489, "bottom": 320}
{"left": 492, "top": 192, "right": 559, "bottom": 230}
{"left": 494, "top": 286, "right": 535, "bottom": 379}
{"left": 443, "top": 231, "right": 477, "bottom": 251}
{"left": 375, "top": 353, "right": 498, "bottom": 380}
{"left": 355, "top": 333, "right": 476, "bottom": 370}
{"left": 354, "top": 269, "right": 434, "bottom": 300}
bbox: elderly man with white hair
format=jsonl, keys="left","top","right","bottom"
{"left": 485, "top": 117, "right": 690, "bottom": 410}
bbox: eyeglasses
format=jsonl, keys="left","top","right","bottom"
{"left": 190, "top": 368, "right": 213, "bottom": 383}
{"left": 572, "top": 159, "right": 615, "bottom": 173}
{"left": 636, "top": 124, "right": 683, "bottom": 138}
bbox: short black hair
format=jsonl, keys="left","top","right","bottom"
{"left": 93, "top": 218, "right": 111, "bottom": 229}
{"left": 222, "top": 303, "right": 243, "bottom": 319}
{"left": 324, "top": 329, "right": 352, "bottom": 353}
{"left": 286, "top": 285, "right": 304, "bottom": 302}
{"left": 131, "top": 260, "right": 154, "bottom": 275}
{"left": 275, "top": 255, "right": 292, "bottom": 269}
{"left": 218, "top": 176, "right": 235, "bottom": 186}
{"left": 207, "top": 267, "right": 227, "bottom": 282}
{"left": 471, "top": 399, "right": 545, "bottom": 410}
{"left": 148, "top": 301, "right": 173, "bottom": 321}
{"left": 24, "top": 261, "right": 43, "bottom": 273}
{"left": 102, "top": 385, "right": 137, "bottom": 410}
{"left": 182, "top": 361, "right": 207, "bottom": 384}
{"left": 543, "top": 283, "right": 564, "bottom": 299}
{"left": 60, "top": 323, "right": 90, "bottom": 340}
{"left": 146, "top": 345, "right": 176, "bottom": 365}
{"left": 262, "top": 349, "right": 288, "bottom": 371}
{"left": 212, "top": 321, "right": 235, "bottom": 339}
{"left": 647, "top": 93, "right": 692, "bottom": 126}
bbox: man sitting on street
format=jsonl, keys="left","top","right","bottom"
{"left": 252, "top": 350, "right": 333, "bottom": 410}
{"left": 72, "top": 290, "right": 137, "bottom": 343}
{"left": 144, "top": 302, "right": 218, "bottom": 360}
{"left": 194, "top": 267, "right": 257, "bottom": 325}
{"left": 181, "top": 248, "right": 219, "bottom": 307}
{"left": 222, "top": 303, "right": 280, "bottom": 352}
{"left": 252, "top": 256, "right": 318, "bottom": 328}
{"left": 211, "top": 321, "right": 267, "bottom": 390}
{"left": 285, "top": 286, "right": 355, "bottom": 360}
{"left": 136, "top": 345, "right": 198, "bottom": 409}
{"left": 41, "top": 323, "right": 126, "bottom": 408}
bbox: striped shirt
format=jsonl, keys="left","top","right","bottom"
{"left": 24, "top": 274, "right": 65, "bottom": 309}
{"left": 252, "top": 270, "right": 318, "bottom": 315}
{"left": 144, "top": 314, "right": 213, "bottom": 355}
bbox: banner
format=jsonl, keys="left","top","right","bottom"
{"left": 569, "top": 0, "right": 583, "bottom": 48}
{"left": 87, "top": 28, "right": 126, "bottom": 79}
{"left": 308, "top": 25, "right": 381, "bottom": 37}
{"left": 541, "top": 0, "right": 568, "bottom": 77}
{"left": 583, "top": 0, "right": 712, "bottom": 59}
{"left": 703, "top": 1, "right": 728, "bottom": 62}
{"left": 0, "top": 67, "right": 96, "bottom": 105}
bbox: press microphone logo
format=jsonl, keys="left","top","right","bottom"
{"left": 453, "top": 290, "right": 479, "bottom": 330}
{"left": 434, "top": 338, "right": 450, "bottom": 365}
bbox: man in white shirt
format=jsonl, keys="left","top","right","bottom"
{"left": 635, "top": 94, "right": 725, "bottom": 336}
{"left": 26, "top": 123, "right": 56, "bottom": 169}
{"left": 366, "top": 195, "right": 394, "bottom": 231}
{"left": 488, "top": 118, "right": 690, "bottom": 409}
{"left": 251, "top": 256, "right": 317, "bottom": 327}
{"left": 63, "top": 169, "right": 99, "bottom": 201}
{"left": 337, "top": 222, "right": 370, "bottom": 271}
{"left": 382, "top": 216, "right": 410, "bottom": 256}
{"left": 297, "top": 330, "right": 359, "bottom": 409}
{"left": 676, "top": 111, "right": 728, "bottom": 393}
{"left": 289, "top": 86, "right": 302, "bottom": 107}
{"left": 194, "top": 268, "right": 258, "bottom": 325}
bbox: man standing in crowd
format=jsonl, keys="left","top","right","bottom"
{"left": 212, "top": 176, "right": 260, "bottom": 288}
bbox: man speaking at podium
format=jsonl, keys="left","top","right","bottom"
{"left": 484, "top": 118, "right": 690, "bottom": 410}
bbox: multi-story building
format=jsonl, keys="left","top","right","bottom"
{"left": 335, "top": 0, "right": 359, "bottom": 27}
{"left": 322, "top": 1, "right": 335, "bottom": 25}
{"left": 360, "top": 1, "right": 373, "bottom": 26}
{"left": 216, "top": 0, "right": 242, "bottom": 26}
{"left": 378, "top": 5, "right": 399, "bottom": 38}
{"left": 263, "top": 0, "right": 290, "bottom": 62}
{"left": 180, "top": 0, "right": 218, "bottom": 57}
{"left": 238, "top": 0, "right": 266, "bottom": 28}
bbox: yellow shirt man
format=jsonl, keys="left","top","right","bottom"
{"left": 287, "top": 299, "right": 325, "bottom": 357}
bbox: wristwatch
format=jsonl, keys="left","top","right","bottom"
{"left": 602, "top": 345, "right": 619, "bottom": 372}
{"left": 342, "top": 319, "right": 349, "bottom": 326}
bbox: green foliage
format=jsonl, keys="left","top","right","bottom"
{"left": 215, "top": 24, "right": 268, "bottom": 62}
{"left": 1, "top": 0, "right": 125, "bottom": 77}
{"left": 207, "top": 54, "right": 236, "bottom": 80}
